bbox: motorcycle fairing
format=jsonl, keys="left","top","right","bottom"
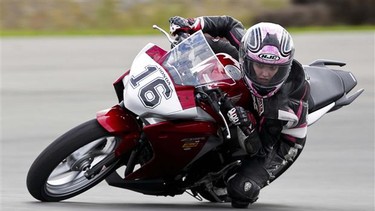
{"left": 123, "top": 43, "right": 197, "bottom": 118}
{"left": 123, "top": 31, "right": 237, "bottom": 122}
{"left": 96, "top": 105, "right": 139, "bottom": 134}
{"left": 305, "top": 60, "right": 364, "bottom": 125}
{"left": 305, "top": 65, "right": 345, "bottom": 112}
{"left": 113, "top": 70, "right": 129, "bottom": 103}
{"left": 124, "top": 120, "right": 220, "bottom": 180}
{"left": 113, "top": 46, "right": 168, "bottom": 103}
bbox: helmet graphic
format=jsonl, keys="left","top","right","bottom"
{"left": 239, "top": 22, "right": 295, "bottom": 98}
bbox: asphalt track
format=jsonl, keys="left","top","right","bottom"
{"left": 1, "top": 32, "right": 374, "bottom": 211}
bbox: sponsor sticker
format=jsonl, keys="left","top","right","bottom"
{"left": 258, "top": 53, "right": 280, "bottom": 61}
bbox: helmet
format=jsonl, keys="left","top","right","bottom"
{"left": 239, "top": 22, "right": 295, "bottom": 98}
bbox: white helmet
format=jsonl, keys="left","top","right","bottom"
{"left": 239, "top": 22, "right": 295, "bottom": 98}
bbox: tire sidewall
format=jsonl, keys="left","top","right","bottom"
{"left": 26, "top": 119, "right": 115, "bottom": 202}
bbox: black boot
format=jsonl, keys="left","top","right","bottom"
{"left": 227, "top": 173, "right": 260, "bottom": 208}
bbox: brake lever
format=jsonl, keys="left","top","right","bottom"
{"left": 152, "top": 25, "right": 176, "bottom": 47}
{"left": 196, "top": 87, "right": 231, "bottom": 139}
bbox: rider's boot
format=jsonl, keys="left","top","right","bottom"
{"left": 226, "top": 172, "right": 261, "bottom": 208}
{"left": 226, "top": 156, "right": 270, "bottom": 208}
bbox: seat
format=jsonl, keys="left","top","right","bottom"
{"left": 304, "top": 66, "right": 345, "bottom": 113}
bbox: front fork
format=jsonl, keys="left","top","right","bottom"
{"left": 84, "top": 103, "right": 141, "bottom": 179}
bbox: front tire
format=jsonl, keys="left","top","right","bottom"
{"left": 27, "top": 119, "right": 120, "bottom": 202}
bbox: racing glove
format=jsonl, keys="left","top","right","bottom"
{"left": 227, "top": 106, "right": 262, "bottom": 156}
{"left": 227, "top": 106, "right": 255, "bottom": 133}
{"left": 169, "top": 16, "right": 202, "bottom": 36}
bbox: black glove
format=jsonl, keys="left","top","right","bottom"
{"left": 169, "top": 16, "right": 199, "bottom": 35}
{"left": 227, "top": 106, "right": 261, "bottom": 156}
{"left": 227, "top": 106, "right": 252, "bottom": 128}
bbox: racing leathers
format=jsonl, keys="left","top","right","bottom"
{"left": 173, "top": 16, "right": 310, "bottom": 206}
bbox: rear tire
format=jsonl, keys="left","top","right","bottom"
{"left": 26, "top": 119, "right": 120, "bottom": 202}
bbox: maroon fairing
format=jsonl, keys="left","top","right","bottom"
{"left": 96, "top": 105, "right": 139, "bottom": 134}
{"left": 102, "top": 52, "right": 250, "bottom": 181}
{"left": 124, "top": 120, "right": 219, "bottom": 180}
{"left": 96, "top": 105, "right": 142, "bottom": 157}
{"left": 98, "top": 47, "right": 251, "bottom": 192}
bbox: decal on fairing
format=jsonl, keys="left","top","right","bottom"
{"left": 181, "top": 137, "right": 205, "bottom": 150}
{"left": 124, "top": 45, "right": 184, "bottom": 116}
{"left": 130, "top": 65, "right": 173, "bottom": 108}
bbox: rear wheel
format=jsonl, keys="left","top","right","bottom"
{"left": 27, "top": 119, "right": 121, "bottom": 202}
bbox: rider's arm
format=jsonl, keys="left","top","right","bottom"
{"left": 258, "top": 88, "right": 309, "bottom": 163}
{"left": 227, "top": 106, "right": 262, "bottom": 156}
{"left": 169, "top": 15, "right": 246, "bottom": 50}
{"left": 280, "top": 80, "right": 310, "bottom": 145}
{"left": 200, "top": 16, "right": 246, "bottom": 50}
{"left": 280, "top": 61, "right": 310, "bottom": 147}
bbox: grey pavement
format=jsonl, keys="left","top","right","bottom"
{"left": 1, "top": 32, "right": 374, "bottom": 210}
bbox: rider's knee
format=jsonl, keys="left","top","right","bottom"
{"left": 227, "top": 173, "right": 261, "bottom": 205}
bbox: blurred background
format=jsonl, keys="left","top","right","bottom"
{"left": 1, "top": 0, "right": 374, "bottom": 36}
{"left": 1, "top": 1, "right": 374, "bottom": 211}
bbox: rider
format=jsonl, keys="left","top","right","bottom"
{"left": 169, "top": 16, "right": 310, "bottom": 208}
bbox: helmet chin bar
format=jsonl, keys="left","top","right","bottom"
{"left": 244, "top": 77, "right": 283, "bottom": 98}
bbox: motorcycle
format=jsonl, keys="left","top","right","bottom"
{"left": 26, "top": 26, "right": 364, "bottom": 205}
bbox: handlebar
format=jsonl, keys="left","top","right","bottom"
{"left": 196, "top": 86, "right": 254, "bottom": 140}
{"left": 195, "top": 87, "right": 232, "bottom": 139}
{"left": 152, "top": 24, "right": 190, "bottom": 48}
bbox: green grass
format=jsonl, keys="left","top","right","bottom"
{"left": 287, "top": 25, "right": 375, "bottom": 33}
{"left": 0, "top": 27, "right": 162, "bottom": 37}
{"left": 1, "top": 25, "right": 374, "bottom": 37}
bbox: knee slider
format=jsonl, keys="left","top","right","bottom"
{"left": 227, "top": 173, "right": 261, "bottom": 203}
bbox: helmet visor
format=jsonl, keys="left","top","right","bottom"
{"left": 243, "top": 58, "right": 290, "bottom": 89}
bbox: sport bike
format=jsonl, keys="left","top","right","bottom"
{"left": 27, "top": 26, "right": 364, "bottom": 204}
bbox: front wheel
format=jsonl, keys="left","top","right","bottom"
{"left": 26, "top": 119, "right": 121, "bottom": 202}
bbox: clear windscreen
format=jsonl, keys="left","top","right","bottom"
{"left": 161, "top": 31, "right": 235, "bottom": 86}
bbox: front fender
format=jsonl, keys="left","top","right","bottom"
{"left": 96, "top": 105, "right": 139, "bottom": 134}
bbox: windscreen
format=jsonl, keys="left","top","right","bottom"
{"left": 161, "top": 31, "right": 235, "bottom": 86}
